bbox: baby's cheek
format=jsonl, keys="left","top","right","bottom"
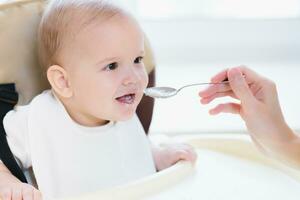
{"left": 139, "top": 67, "right": 149, "bottom": 88}
{"left": 141, "top": 77, "right": 148, "bottom": 91}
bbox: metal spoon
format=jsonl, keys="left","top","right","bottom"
{"left": 144, "top": 80, "right": 229, "bottom": 99}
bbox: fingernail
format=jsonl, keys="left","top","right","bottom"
{"left": 230, "top": 68, "right": 243, "bottom": 82}
{"left": 233, "top": 74, "right": 243, "bottom": 82}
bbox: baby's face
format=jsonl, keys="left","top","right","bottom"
{"left": 61, "top": 15, "right": 148, "bottom": 125}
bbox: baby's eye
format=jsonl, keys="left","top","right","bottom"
{"left": 105, "top": 62, "right": 118, "bottom": 71}
{"left": 134, "top": 56, "right": 144, "bottom": 64}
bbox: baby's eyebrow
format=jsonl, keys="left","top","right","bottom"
{"left": 95, "top": 57, "right": 118, "bottom": 65}
{"left": 95, "top": 51, "right": 145, "bottom": 65}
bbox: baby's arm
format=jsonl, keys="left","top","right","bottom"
{"left": 151, "top": 142, "right": 197, "bottom": 171}
{"left": 0, "top": 163, "right": 42, "bottom": 200}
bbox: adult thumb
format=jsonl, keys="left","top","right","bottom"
{"left": 228, "top": 68, "right": 255, "bottom": 105}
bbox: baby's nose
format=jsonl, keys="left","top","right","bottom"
{"left": 123, "top": 67, "right": 140, "bottom": 85}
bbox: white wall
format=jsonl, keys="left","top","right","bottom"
{"left": 139, "top": 18, "right": 300, "bottom": 134}
{"left": 141, "top": 18, "right": 300, "bottom": 64}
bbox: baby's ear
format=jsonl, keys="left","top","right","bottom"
{"left": 47, "top": 65, "right": 73, "bottom": 98}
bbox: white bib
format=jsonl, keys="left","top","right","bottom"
{"left": 3, "top": 90, "right": 156, "bottom": 198}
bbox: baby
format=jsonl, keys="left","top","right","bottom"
{"left": 0, "top": 0, "right": 196, "bottom": 199}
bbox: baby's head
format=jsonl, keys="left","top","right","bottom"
{"left": 38, "top": 0, "right": 148, "bottom": 126}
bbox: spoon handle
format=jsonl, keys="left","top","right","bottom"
{"left": 178, "top": 80, "right": 229, "bottom": 92}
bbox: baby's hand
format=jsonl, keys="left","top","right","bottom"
{"left": 0, "top": 183, "right": 42, "bottom": 200}
{"left": 152, "top": 143, "right": 197, "bottom": 171}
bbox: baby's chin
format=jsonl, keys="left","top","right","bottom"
{"left": 114, "top": 108, "right": 138, "bottom": 121}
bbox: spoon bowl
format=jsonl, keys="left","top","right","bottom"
{"left": 144, "top": 87, "right": 178, "bottom": 98}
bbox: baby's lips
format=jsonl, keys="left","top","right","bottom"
{"left": 115, "top": 87, "right": 139, "bottom": 99}
{"left": 115, "top": 93, "right": 136, "bottom": 104}
{"left": 115, "top": 91, "right": 137, "bottom": 99}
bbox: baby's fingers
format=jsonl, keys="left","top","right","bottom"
{"left": 175, "top": 149, "right": 197, "bottom": 164}
{"left": 33, "top": 189, "right": 42, "bottom": 200}
{"left": 22, "top": 186, "right": 34, "bottom": 200}
{"left": 0, "top": 187, "right": 12, "bottom": 200}
{"left": 184, "top": 148, "right": 198, "bottom": 163}
{"left": 12, "top": 188, "right": 22, "bottom": 200}
{"left": 0, "top": 185, "right": 40, "bottom": 200}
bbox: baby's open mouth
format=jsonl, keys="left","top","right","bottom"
{"left": 116, "top": 93, "right": 136, "bottom": 104}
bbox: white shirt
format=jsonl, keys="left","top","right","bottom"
{"left": 3, "top": 90, "right": 156, "bottom": 198}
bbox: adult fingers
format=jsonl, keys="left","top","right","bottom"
{"left": 199, "top": 83, "right": 232, "bottom": 98}
{"left": 210, "top": 68, "right": 228, "bottom": 83}
{"left": 209, "top": 103, "right": 241, "bottom": 115}
{"left": 227, "top": 68, "right": 256, "bottom": 106}
{"left": 200, "top": 91, "right": 237, "bottom": 104}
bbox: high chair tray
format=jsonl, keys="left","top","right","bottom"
{"left": 63, "top": 134, "right": 300, "bottom": 200}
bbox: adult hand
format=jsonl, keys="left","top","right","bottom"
{"left": 199, "top": 66, "right": 300, "bottom": 167}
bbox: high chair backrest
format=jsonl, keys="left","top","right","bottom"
{"left": 0, "top": 0, "right": 156, "bottom": 182}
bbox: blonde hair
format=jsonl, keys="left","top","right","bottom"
{"left": 38, "top": 0, "right": 126, "bottom": 73}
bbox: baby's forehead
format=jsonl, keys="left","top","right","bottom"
{"left": 66, "top": 8, "right": 124, "bottom": 33}
{"left": 71, "top": 14, "right": 140, "bottom": 44}
{"left": 60, "top": 11, "right": 134, "bottom": 50}
{"left": 61, "top": 14, "right": 144, "bottom": 62}
{"left": 47, "top": 0, "right": 130, "bottom": 39}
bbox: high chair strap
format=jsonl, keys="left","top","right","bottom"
{"left": 0, "top": 83, "right": 27, "bottom": 183}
